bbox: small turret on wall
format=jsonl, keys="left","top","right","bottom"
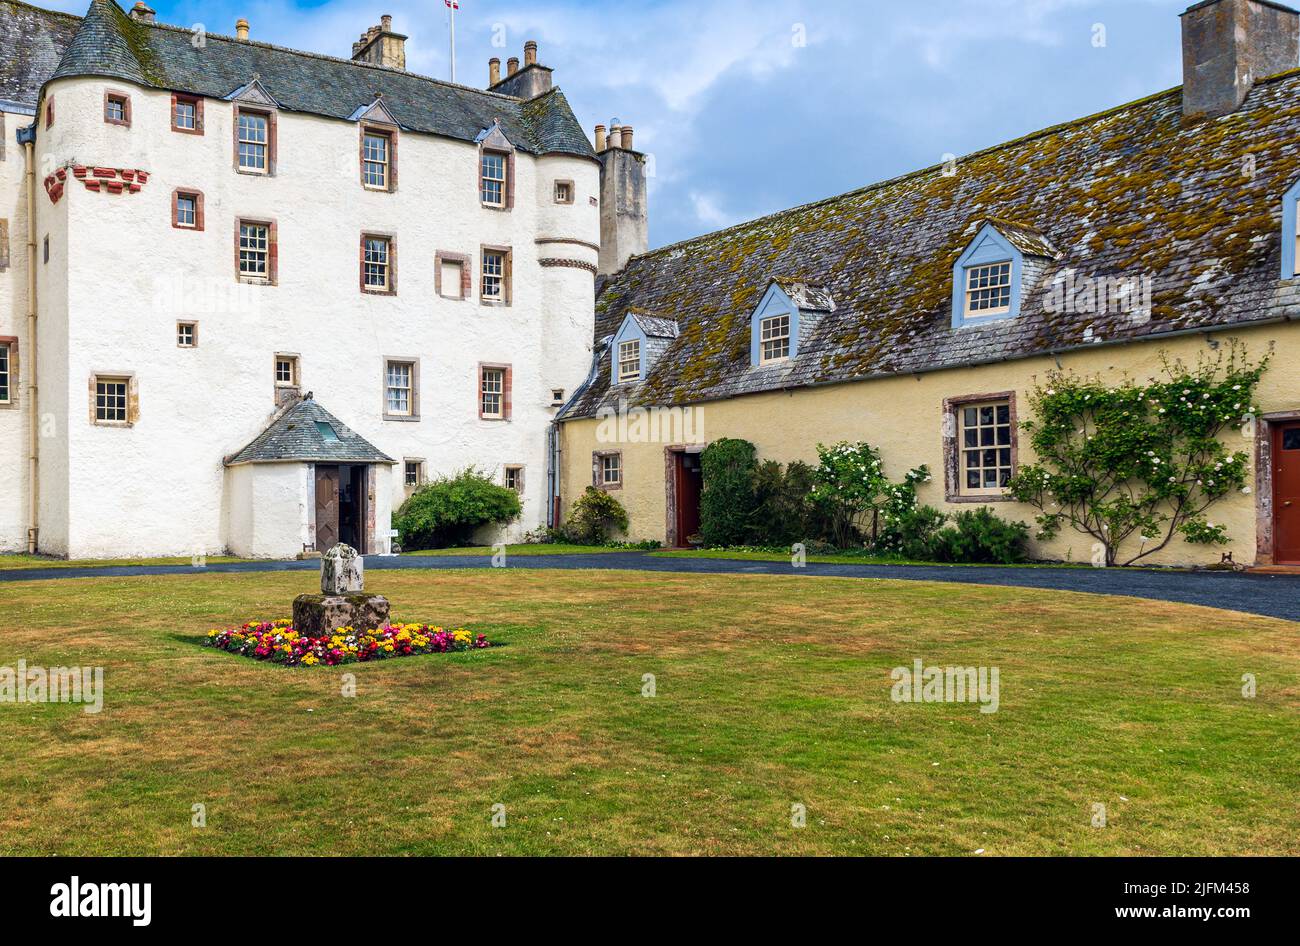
{"left": 596, "top": 121, "right": 648, "bottom": 276}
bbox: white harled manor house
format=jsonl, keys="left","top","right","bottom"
{"left": 0, "top": 0, "right": 649, "bottom": 558}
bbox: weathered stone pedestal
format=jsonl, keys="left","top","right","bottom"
{"left": 293, "top": 543, "right": 390, "bottom": 635}
{"left": 292, "top": 593, "right": 391, "bottom": 636}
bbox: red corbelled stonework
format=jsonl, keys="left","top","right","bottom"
{"left": 92, "top": 167, "right": 117, "bottom": 178}
{"left": 55, "top": 168, "right": 66, "bottom": 181}
{"left": 72, "top": 166, "right": 87, "bottom": 179}
{"left": 136, "top": 171, "right": 149, "bottom": 183}
{"left": 120, "top": 169, "right": 135, "bottom": 181}
{"left": 71, "top": 167, "right": 150, "bottom": 196}
{"left": 104, "top": 181, "right": 124, "bottom": 194}
{"left": 83, "top": 181, "right": 100, "bottom": 191}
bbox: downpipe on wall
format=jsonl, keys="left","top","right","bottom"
{"left": 20, "top": 124, "right": 38, "bottom": 554}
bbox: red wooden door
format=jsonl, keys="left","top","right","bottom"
{"left": 1275, "top": 424, "right": 1300, "bottom": 565}
{"left": 675, "top": 452, "right": 702, "bottom": 546}
{"left": 315, "top": 466, "right": 340, "bottom": 552}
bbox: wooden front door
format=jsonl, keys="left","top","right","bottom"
{"left": 315, "top": 465, "right": 340, "bottom": 552}
{"left": 1274, "top": 423, "right": 1300, "bottom": 565}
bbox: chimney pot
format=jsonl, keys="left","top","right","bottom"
{"left": 129, "top": 1, "right": 156, "bottom": 23}
{"left": 381, "top": 14, "right": 393, "bottom": 30}
{"left": 609, "top": 123, "right": 622, "bottom": 149}
{"left": 235, "top": 18, "right": 250, "bottom": 42}
{"left": 1181, "top": 0, "right": 1300, "bottom": 118}
{"left": 524, "top": 40, "right": 538, "bottom": 66}
{"left": 621, "top": 125, "right": 634, "bottom": 150}
{"left": 595, "top": 124, "right": 607, "bottom": 151}
{"left": 489, "top": 57, "right": 501, "bottom": 86}
{"left": 507, "top": 57, "right": 520, "bottom": 76}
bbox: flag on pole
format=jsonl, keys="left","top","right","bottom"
{"left": 446, "top": 0, "right": 458, "bottom": 82}
{"left": 445, "top": 0, "right": 458, "bottom": 8}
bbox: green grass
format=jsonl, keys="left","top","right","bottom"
{"left": 0, "top": 553, "right": 249, "bottom": 571}
{"left": 650, "top": 548, "right": 1090, "bottom": 568}
{"left": 1, "top": 568, "right": 1296, "bottom": 855}
{"left": 401, "top": 544, "right": 629, "bottom": 557}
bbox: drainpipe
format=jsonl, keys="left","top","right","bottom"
{"left": 19, "top": 124, "right": 38, "bottom": 554}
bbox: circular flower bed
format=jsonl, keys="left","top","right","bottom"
{"left": 203, "top": 620, "right": 490, "bottom": 667}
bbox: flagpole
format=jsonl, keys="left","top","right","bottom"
{"left": 448, "top": 1, "right": 457, "bottom": 83}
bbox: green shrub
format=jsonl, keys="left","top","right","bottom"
{"left": 700, "top": 439, "right": 759, "bottom": 547}
{"left": 395, "top": 468, "right": 522, "bottom": 550}
{"left": 879, "top": 504, "right": 949, "bottom": 560}
{"left": 751, "top": 459, "right": 826, "bottom": 546}
{"left": 563, "top": 487, "right": 630, "bottom": 545}
{"left": 930, "top": 507, "right": 1030, "bottom": 564}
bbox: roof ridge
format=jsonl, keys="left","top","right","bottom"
{"left": 625, "top": 84, "right": 1194, "bottom": 265}
{"left": 4, "top": 0, "right": 81, "bottom": 22}
{"left": 141, "top": 18, "right": 524, "bottom": 103}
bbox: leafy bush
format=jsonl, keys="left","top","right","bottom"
{"left": 700, "top": 439, "right": 759, "bottom": 547}
{"left": 751, "top": 459, "right": 825, "bottom": 546}
{"left": 1007, "top": 342, "right": 1268, "bottom": 565}
{"left": 811, "top": 441, "right": 931, "bottom": 547}
{"left": 395, "top": 468, "right": 521, "bottom": 550}
{"left": 878, "top": 504, "right": 949, "bottom": 560}
{"left": 930, "top": 507, "right": 1030, "bottom": 564}
{"left": 563, "top": 487, "right": 630, "bottom": 545}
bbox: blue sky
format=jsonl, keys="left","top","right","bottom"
{"left": 47, "top": 0, "right": 1189, "bottom": 248}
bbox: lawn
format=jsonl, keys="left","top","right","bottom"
{"left": 650, "top": 548, "right": 1092, "bottom": 568}
{"left": 401, "top": 543, "right": 628, "bottom": 557}
{"left": 1, "top": 568, "right": 1296, "bottom": 856}
{"left": 0, "top": 554, "right": 248, "bottom": 571}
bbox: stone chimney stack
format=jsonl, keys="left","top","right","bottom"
{"left": 235, "top": 18, "right": 249, "bottom": 42}
{"left": 129, "top": 2, "right": 156, "bottom": 23}
{"left": 597, "top": 118, "right": 649, "bottom": 276}
{"left": 351, "top": 15, "right": 408, "bottom": 70}
{"left": 1181, "top": 0, "right": 1299, "bottom": 118}
{"left": 487, "top": 42, "right": 554, "bottom": 99}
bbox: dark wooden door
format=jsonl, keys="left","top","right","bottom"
{"left": 315, "top": 465, "right": 340, "bottom": 552}
{"left": 1275, "top": 424, "right": 1300, "bottom": 564}
{"left": 675, "top": 452, "right": 703, "bottom": 546}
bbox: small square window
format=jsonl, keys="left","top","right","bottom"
{"left": 274, "top": 355, "right": 298, "bottom": 387}
{"left": 598, "top": 453, "right": 622, "bottom": 488}
{"left": 94, "top": 376, "right": 130, "bottom": 425}
{"left": 554, "top": 181, "right": 573, "bottom": 204}
{"left": 505, "top": 466, "right": 523, "bottom": 493}
{"left": 965, "top": 262, "right": 1013, "bottom": 316}
{"left": 404, "top": 460, "right": 424, "bottom": 487}
{"left": 174, "top": 192, "right": 200, "bottom": 229}
{"left": 173, "top": 96, "right": 200, "bottom": 132}
{"left": 551, "top": 388, "right": 566, "bottom": 405}
{"left": 104, "top": 93, "right": 129, "bottom": 126}
{"left": 177, "top": 322, "right": 197, "bottom": 348}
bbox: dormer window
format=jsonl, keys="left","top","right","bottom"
{"left": 748, "top": 279, "right": 832, "bottom": 367}
{"left": 951, "top": 221, "right": 1057, "bottom": 328}
{"left": 1282, "top": 178, "right": 1300, "bottom": 279}
{"left": 759, "top": 313, "right": 791, "bottom": 363}
{"left": 617, "top": 340, "right": 642, "bottom": 382}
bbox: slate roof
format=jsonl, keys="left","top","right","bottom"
{"left": 566, "top": 71, "right": 1300, "bottom": 419}
{"left": 225, "top": 396, "right": 394, "bottom": 466}
{"left": 628, "top": 311, "right": 680, "bottom": 339}
{"left": 37, "top": 0, "right": 594, "bottom": 158}
{"left": 0, "top": 0, "right": 80, "bottom": 108}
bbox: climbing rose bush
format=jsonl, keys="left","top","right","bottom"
{"left": 1007, "top": 342, "right": 1268, "bottom": 567}
{"left": 810, "top": 440, "right": 931, "bottom": 547}
{"left": 203, "top": 620, "right": 490, "bottom": 667}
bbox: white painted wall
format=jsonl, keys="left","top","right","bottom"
{"left": 19, "top": 76, "right": 599, "bottom": 559}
